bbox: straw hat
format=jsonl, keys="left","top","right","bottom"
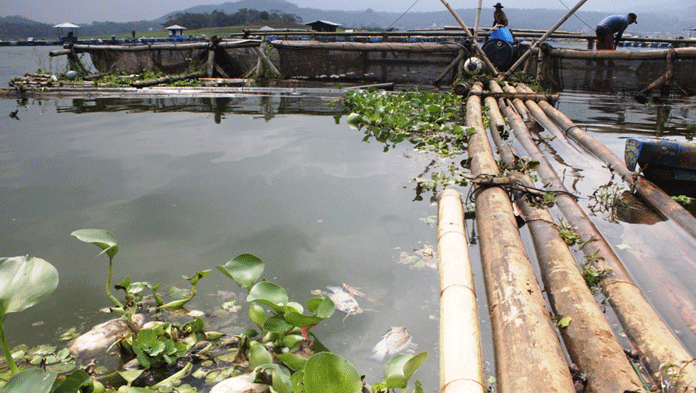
{"left": 494, "top": 3, "right": 504, "bottom": 8}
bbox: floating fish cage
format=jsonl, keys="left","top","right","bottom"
{"left": 530, "top": 46, "right": 696, "bottom": 95}
{"left": 270, "top": 40, "right": 463, "bottom": 84}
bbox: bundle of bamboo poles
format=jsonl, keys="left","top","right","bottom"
{"left": 441, "top": 81, "right": 696, "bottom": 392}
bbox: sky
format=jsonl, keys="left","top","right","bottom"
{"left": 1, "top": 0, "right": 675, "bottom": 24}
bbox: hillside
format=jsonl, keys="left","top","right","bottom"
{"left": 2, "top": 0, "right": 695, "bottom": 40}
{"left": 162, "top": 0, "right": 696, "bottom": 36}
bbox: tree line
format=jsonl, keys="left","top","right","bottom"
{"left": 163, "top": 9, "right": 303, "bottom": 29}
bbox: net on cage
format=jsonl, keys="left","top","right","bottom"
{"left": 271, "top": 41, "right": 461, "bottom": 84}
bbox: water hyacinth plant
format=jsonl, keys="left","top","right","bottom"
{"left": 0, "top": 255, "right": 59, "bottom": 377}
{"left": 218, "top": 253, "right": 428, "bottom": 393}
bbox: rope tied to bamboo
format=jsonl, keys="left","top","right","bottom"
{"left": 563, "top": 124, "right": 583, "bottom": 136}
{"left": 465, "top": 173, "right": 578, "bottom": 203}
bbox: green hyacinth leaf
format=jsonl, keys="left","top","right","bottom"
{"left": 70, "top": 229, "right": 118, "bottom": 260}
{"left": 0, "top": 255, "right": 59, "bottom": 315}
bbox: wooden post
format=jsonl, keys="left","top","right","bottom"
{"left": 501, "top": 0, "right": 589, "bottom": 80}
{"left": 535, "top": 48, "right": 544, "bottom": 83}
{"left": 206, "top": 38, "right": 216, "bottom": 78}
{"left": 586, "top": 37, "right": 595, "bottom": 50}
{"left": 437, "top": 189, "right": 486, "bottom": 393}
{"left": 466, "top": 87, "right": 576, "bottom": 393}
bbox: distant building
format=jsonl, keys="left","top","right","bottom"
{"left": 165, "top": 25, "right": 187, "bottom": 38}
{"left": 305, "top": 20, "right": 341, "bottom": 32}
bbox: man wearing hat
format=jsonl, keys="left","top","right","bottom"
{"left": 493, "top": 3, "right": 508, "bottom": 27}
{"left": 595, "top": 13, "right": 637, "bottom": 50}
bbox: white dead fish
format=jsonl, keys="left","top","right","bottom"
{"left": 327, "top": 286, "right": 362, "bottom": 319}
{"left": 342, "top": 283, "right": 382, "bottom": 306}
{"left": 370, "top": 326, "right": 414, "bottom": 362}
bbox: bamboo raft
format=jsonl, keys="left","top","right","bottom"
{"left": 8, "top": 9, "right": 696, "bottom": 390}
{"left": 438, "top": 80, "right": 696, "bottom": 393}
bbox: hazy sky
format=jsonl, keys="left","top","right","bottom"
{"left": 1, "top": 0, "right": 671, "bottom": 24}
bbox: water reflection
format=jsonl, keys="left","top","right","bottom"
{"left": 54, "top": 96, "right": 342, "bottom": 124}
{"left": 558, "top": 92, "right": 696, "bottom": 140}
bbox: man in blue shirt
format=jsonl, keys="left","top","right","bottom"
{"left": 595, "top": 13, "right": 637, "bottom": 50}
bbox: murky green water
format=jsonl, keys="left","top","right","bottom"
{"left": 0, "top": 94, "right": 443, "bottom": 388}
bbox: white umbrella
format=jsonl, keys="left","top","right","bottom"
{"left": 53, "top": 22, "right": 80, "bottom": 28}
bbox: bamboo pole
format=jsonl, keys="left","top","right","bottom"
{"left": 439, "top": 0, "right": 499, "bottom": 77}
{"left": 433, "top": 50, "right": 467, "bottom": 87}
{"left": 499, "top": 98, "right": 696, "bottom": 390}
{"left": 207, "top": 44, "right": 216, "bottom": 78}
{"left": 474, "top": 0, "right": 483, "bottom": 39}
{"left": 544, "top": 47, "right": 696, "bottom": 60}
{"left": 538, "top": 100, "right": 696, "bottom": 240}
{"left": 488, "top": 80, "right": 504, "bottom": 94}
{"left": 468, "top": 91, "right": 559, "bottom": 101}
{"left": 501, "top": 0, "right": 589, "bottom": 80}
{"left": 637, "top": 50, "right": 675, "bottom": 99}
{"left": 514, "top": 84, "right": 580, "bottom": 151}
{"left": 494, "top": 99, "right": 644, "bottom": 393}
{"left": 130, "top": 72, "right": 204, "bottom": 88}
{"left": 466, "top": 88, "right": 575, "bottom": 393}
{"left": 271, "top": 40, "right": 460, "bottom": 53}
{"left": 499, "top": 83, "right": 530, "bottom": 121}
{"left": 437, "top": 189, "right": 486, "bottom": 393}
{"left": 257, "top": 43, "right": 283, "bottom": 78}
{"left": 49, "top": 40, "right": 263, "bottom": 57}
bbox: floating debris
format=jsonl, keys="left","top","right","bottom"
{"left": 326, "top": 286, "right": 362, "bottom": 319}
{"left": 398, "top": 244, "right": 438, "bottom": 270}
{"left": 370, "top": 326, "right": 414, "bottom": 362}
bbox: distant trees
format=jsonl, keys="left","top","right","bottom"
{"left": 164, "top": 9, "right": 302, "bottom": 29}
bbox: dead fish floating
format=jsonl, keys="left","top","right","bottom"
{"left": 327, "top": 286, "right": 363, "bottom": 319}
{"left": 341, "top": 283, "right": 382, "bottom": 306}
{"left": 370, "top": 326, "right": 414, "bottom": 362}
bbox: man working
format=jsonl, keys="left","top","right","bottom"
{"left": 595, "top": 13, "right": 637, "bottom": 50}
{"left": 493, "top": 3, "right": 508, "bottom": 27}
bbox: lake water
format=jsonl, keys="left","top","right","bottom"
{"left": 2, "top": 46, "right": 696, "bottom": 391}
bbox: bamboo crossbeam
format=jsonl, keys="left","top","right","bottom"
{"left": 468, "top": 91, "right": 558, "bottom": 101}
{"left": 270, "top": 40, "right": 460, "bottom": 53}
{"left": 499, "top": 97, "right": 696, "bottom": 389}
{"left": 543, "top": 47, "right": 696, "bottom": 60}
{"left": 437, "top": 189, "right": 486, "bottom": 393}
{"left": 537, "top": 100, "right": 696, "bottom": 240}
{"left": 466, "top": 87, "right": 575, "bottom": 393}
{"left": 494, "top": 99, "right": 644, "bottom": 393}
{"left": 49, "top": 40, "right": 263, "bottom": 57}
